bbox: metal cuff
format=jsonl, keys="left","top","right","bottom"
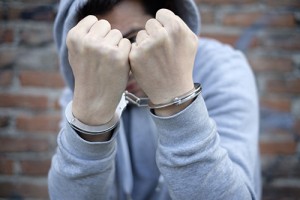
{"left": 65, "top": 93, "right": 127, "bottom": 135}
{"left": 148, "top": 83, "right": 202, "bottom": 109}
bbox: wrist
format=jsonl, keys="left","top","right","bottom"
{"left": 77, "top": 130, "right": 113, "bottom": 142}
{"left": 65, "top": 94, "right": 127, "bottom": 140}
{"left": 149, "top": 83, "right": 202, "bottom": 116}
{"left": 153, "top": 99, "right": 193, "bottom": 117}
{"left": 72, "top": 105, "right": 115, "bottom": 126}
{"left": 72, "top": 99, "right": 116, "bottom": 126}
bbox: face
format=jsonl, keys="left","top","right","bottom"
{"left": 96, "top": 0, "right": 153, "bottom": 42}
{"left": 96, "top": 0, "right": 152, "bottom": 97}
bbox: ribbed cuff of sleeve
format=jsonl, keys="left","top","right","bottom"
{"left": 59, "top": 120, "right": 119, "bottom": 160}
{"left": 151, "top": 95, "right": 215, "bottom": 147}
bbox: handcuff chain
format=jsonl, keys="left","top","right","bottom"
{"left": 124, "top": 91, "right": 149, "bottom": 107}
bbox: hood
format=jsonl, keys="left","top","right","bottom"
{"left": 54, "top": 0, "right": 201, "bottom": 90}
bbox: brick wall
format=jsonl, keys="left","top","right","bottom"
{"left": 0, "top": 0, "right": 299, "bottom": 199}
{"left": 196, "top": 0, "right": 300, "bottom": 198}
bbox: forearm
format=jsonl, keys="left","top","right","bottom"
{"left": 152, "top": 96, "right": 257, "bottom": 200}
{"left": 48, "top": 122, "right": 118, "bottom": 200}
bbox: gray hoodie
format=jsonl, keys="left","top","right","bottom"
{"left": 49, "top": 0, "right": 261, "bottom": 199}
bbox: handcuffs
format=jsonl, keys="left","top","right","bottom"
{"left": 66, "top": 83, "right": 202, "bottom": 135}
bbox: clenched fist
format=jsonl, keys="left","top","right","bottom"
{"left": 67, "top": 9, "right": 199, "bottom": 126}
{"left": 67, "top": 15, "right": 131, "bottom": 125}
{"left": 129, "top": 9, "right": 198, "bottom": 106}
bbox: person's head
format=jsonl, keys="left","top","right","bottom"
{"left": 54, "top": 0, "right": 200, "bottom": 90}
{"left": 76, "top": 0, "right": 174, "bottom": 42}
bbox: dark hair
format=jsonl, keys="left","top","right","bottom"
{"left": 76, "top": 0, "right": 174, "bottom": 22}
{"left": 142, "top": 0, "right": 172, "bottom": 16}
{"left": 76, "top": 0, "right": 121, "bottom": 22}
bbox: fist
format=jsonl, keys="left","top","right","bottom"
{"left": 66, "top": 16, "right": 131, "bottom": 125}
{"left": 129, "top": 9, "right": 198, "bottom": 105}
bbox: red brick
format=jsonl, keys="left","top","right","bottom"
{"left": 267, "top": 79, "right": 300, "bottom": 94}
{"left": 260, "top": 141, "right": 297, "bottom": 155}
{"left": 265, "top": 0, "right": 300, "bottom": 8}
{"left": 4, "top": 7, "right": 22, "bottom": 20}
{"left": 223, "top": 12, "right": 295, "bottom": 28}
{"left": 19, "top": 70, "right": 64, "bottom": 88}
{"left": 199, "top": 10, "right": 215, "bottom": 24}
{"left": 0, "top": 71, "right": 13, "bottom": 86}
{"left": 0, "top": 159, "right": 13, "bottom": 174}
{"left": 54, "top": 98, "right": 62, "bottom": 111}
{"left": 0, "top": 116, "right": 10, "bottom": 128}
{"left": 0, "top": 28, "right": 14, "bottom": 44}
{"left": 295, "top": 120, "right": 300, "bottom": 137}
{"left": 249, "top": 57, "right": 293, "bottom": 73}
{"left": 263, "top": 186, "right": 300, "bottom": 199}
{"left": 261, "top": 34, "right": 300, "bottom": 51}
{"left": 20, "top": 26, "right": 53, "bottom": 46}
{"left": 0, "top": 182, "right": 48, "bottom": 199}
{"left": 16, "top": 114, "right": 60, "bottom": 133}
{"left": 0, "top": 94, "right": 48, "bottom": 110}
{"left": 20, "top": 6, "right": 56, "bottom": 21}
{"left": 260, "top": 97, "right": 291, "bottom": 112}
{"left": 223, "top": 12, "right": 262, "bottom": 27}
{"left": 0, "top": 51, "right": 16, "bottom": 68}
{"left": 1, "top": 4, "right": 55, "bottom": 22}
{"left": 201, "top": 33, "right": 239, "bottom": 46}
{"left": 202, "top": 32, "right": 259, "bottom": 47}
{"left": 269, "top": 14, "right": 296, "bottom": 27}
{"left": 262, "top": 156, "right": 300, "bottom": 178}
{"left": 0, "top": 137, "right": 49, "bottom": 152}
{"left": 20, "top": 160, "right": 51, "bottom": 176}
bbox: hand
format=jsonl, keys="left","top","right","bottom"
{"left": 126, "top": 73, "right": 146, "bottom": 97}
{"left": 129, "top": 9, "right": 198, "bottom": 106}
{"left": 66, "top": 15, "right": 131, "bottom": 125}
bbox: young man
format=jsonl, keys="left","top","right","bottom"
{"left": 49, "top": 0, "right": 261, "bottom": 199}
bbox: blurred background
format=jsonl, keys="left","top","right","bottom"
{"left": 0, "top": 0, "right": 299, "bottom": 199}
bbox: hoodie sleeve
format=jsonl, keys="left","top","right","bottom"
{"left": 151, "top": 39, "right": 260, "bottom": 200}
{"left": 48, "top": 120, "right": 118, "bottom": 200}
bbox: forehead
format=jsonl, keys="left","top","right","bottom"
{"left": 96, "top": 0, "right": 152, "bottom": 33}
{"left": 99, "top": 0, "right": 147, "bottom": 18}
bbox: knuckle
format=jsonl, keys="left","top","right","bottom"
{"left": 192, "top": 33, "right": 199, "bottom": 43}
{"left": 66, "top": 28, "right": 78, "bottom": 47}
{"left": 145, "top": 18, "right": 156, "bottom": 28}
{"left": 82, "top": 37, "right": 100, "bottom": 52}
{"left": 111, "top": 29, "right": 122, "bottom": 37}
{"left": 98, "top": 45, "right": 111, "bottom": 55}
{"left": 99, "top": 19, "right": 111, "bottom": 29}
{"left": 170, "top": 20, "right": 182, "bottom": 33}
{"left": 156, "top": 29, "right": 168, "bottom": 42}
{"left": 136, "top": 30, "right": 145, "bottom": 38}
{"left": 86, "top": 15, "right": 98, "bottom": 21}
{"left": 156, "top": 8, "right": 172, "bottom": 18}
{"left": 113, "top": 51, "right": 125, "bottom": 61}
{"left": 129, "top": 49, "right": 138, "bottom": 62}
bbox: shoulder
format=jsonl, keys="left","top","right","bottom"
{"left": 195, "top": 37, "right": 249, "bottom": 72}
{"left": 193, "top": 37, "right": 256, "bottom": 94}
{"left": 193, "top": 37, "right": 258, "bottom": 117}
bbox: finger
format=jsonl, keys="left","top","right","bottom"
{"left": 145, "top": 18, "right": 164, "bottom": 36}
{"left": 129, "top": 42, "right": 138, "bottom": 65}
{"left": 155, "top": 9, "right": 175, "bottom": 26}
{"left": 118, "top": 38, "right": 131, "bottom": 55}
{"left": 104, "top": 29, "right": 123, "bottom": 46}
{"left": 88, "top": 19, "right": 111, "bottom": 38}
{"left": 156, "top": 9, "right": 191, "bottom": 34}
{"left": 135, "top": 30, "right": 149, "bottom": 45}
{"left": 76, "top": 15, "right": 98, "bottom": 35}
{"left": 175, "top": 15, "right": 191, "bottom": 31}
